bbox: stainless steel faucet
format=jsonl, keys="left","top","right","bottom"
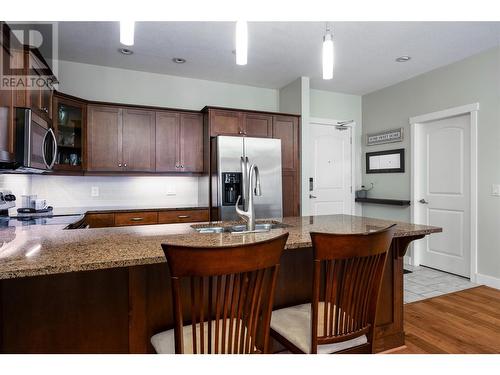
{"left": 235, "top": 157, "right": 261, "bottom": 231}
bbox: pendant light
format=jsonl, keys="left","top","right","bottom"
{"left": 120, "top": 21, "right": 135, "bottom": 46}
{"left": 235, "top": 21, "right": 248, "bottom": 65}
{"left": 322, "top": 24, "right": 334, "bottom": 80}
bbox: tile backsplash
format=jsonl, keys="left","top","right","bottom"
{"left": 0, "top": 174, "right": 207, "bottom": 214}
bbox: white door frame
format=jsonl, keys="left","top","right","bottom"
{"left": 309, "top": 117, "right": 356, "bottom": 215}
{"left": 409, "top": 103, "right": 479, "bottom": 282}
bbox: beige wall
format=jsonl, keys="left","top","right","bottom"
{"left": 362, "top": 47, "right": 500, "bottom": 282}
{"left": 57, "top": 60, "right": 279, "bottom": 112}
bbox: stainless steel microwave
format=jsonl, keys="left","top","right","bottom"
{"left": 0, "top": 108, "right": 57, "bottom": 172}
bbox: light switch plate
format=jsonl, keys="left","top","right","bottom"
{"left": 91, "top": 186, "right": 99, "bottom": 197}
{"left": 492, "top": 184, "right": 500, "bottom": 197}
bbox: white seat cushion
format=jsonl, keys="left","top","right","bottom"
{"left": 151, "top": 319, "right": 251, "bottom": 354}
{"left": 271, "top": 303, "right": 367, "bottom": 354}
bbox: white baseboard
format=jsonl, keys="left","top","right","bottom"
{"left": 475, "top": 273, "right": 500, "bottom": 290}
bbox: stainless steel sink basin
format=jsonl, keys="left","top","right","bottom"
{"left": 193, "top": 221, "right": 290, "bottom": 234}
{"left": 229, "top": 223, "right": 288, "bottom": 233}
{"left": 195, "top": 226, "right": 225, "bottom": 234}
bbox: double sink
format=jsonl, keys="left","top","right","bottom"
{"left": 192, "top": 221, "right": 290, "bottom": 234}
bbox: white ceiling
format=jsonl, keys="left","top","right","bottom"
{"left": 56, "top": 21, "right": 500, "bottom": 95}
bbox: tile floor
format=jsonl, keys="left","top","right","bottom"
{"left": 403, "top": 265, "right": 478, "bottom": 303}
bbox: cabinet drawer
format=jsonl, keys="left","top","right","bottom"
{"left": 85, "top": 213, "right": 115, "bottom": 228}
{"left": 158, "top": 209, "right": 209, "bottom": 224}
{"left": 114, "top": 211, "right": 158, "bottom": 226}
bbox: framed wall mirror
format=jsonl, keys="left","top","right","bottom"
{"left": 366, "top": 148, "right": 405, "bottom": 173}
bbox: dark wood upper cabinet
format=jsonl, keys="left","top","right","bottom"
{"left": 209, "top": 109, "right": 242, "bottom": 136}
{"left": 179, "top": 113, "right": 204, "bottom": 172}
{"left": 243, "top": 113, "right": 272, "bottom": 137}
{"left": 155, "top": 111, "right": 180, "bottom": 172}
{"left": 122, "top": 109, "right": 155, "bottom": 172}
{"left": 27, "top": 50, "right": 54, "bottom": 119}
{"left": 0, "top": 45, "right": 14, "bottom": 162}
{"left": 10, "top": 49, "right": 28, "bottom": 108}
{"left": 52, "top": 94, "right": 86, "bottom": 172}
{"left": 272, "top": 115, "right": 299, "bottom": 172}
{"left": 156, "top": 111, "right": 204, "bottom": 173}
{"left": 208, "top": 109, "right": 272, "bottom": 138}
{"left": 87, "top": 105, "right": 122, "bottom": 172}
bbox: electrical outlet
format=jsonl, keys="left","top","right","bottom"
{"left": 492, "top": 184, "right": 500, "bottom": 197}
{"left": 91, "top": 186, "right": 99, "bottom": 197}
{"left": 166, "top": 185, "right": 176, "bottom": 196}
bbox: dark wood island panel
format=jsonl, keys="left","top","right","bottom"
{"left": 0, "top": 235, "right": 422, "bottom": 353}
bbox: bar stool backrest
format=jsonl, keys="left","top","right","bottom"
{"left": 309, "top": 224, "right": 396, "bottom": 353}
{"left": 162, "top": 232, "right": 289, "bottom": 354}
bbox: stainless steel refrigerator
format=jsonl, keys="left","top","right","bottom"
{"left": 211, "top": 136, "right": 282, "bottom": 221}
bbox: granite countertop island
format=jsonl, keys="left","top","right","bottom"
{"left": 0, "top": 214, "right": 441, "bottom": 280}
{"left": 0, "top": 214, "right": 441, "bottom": 354}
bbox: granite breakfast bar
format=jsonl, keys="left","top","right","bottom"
{"left": 0, "top": 214, "right": 441, "bottom": 353}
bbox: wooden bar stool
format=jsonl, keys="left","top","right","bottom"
{"left": 270, "top": 225, "right": 396, "bottom": 354}
{"left": 151, "top": 233, "right": 289, "bottom": 354}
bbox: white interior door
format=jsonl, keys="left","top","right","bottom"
{"left": 309, "top": 122, "right": 352, "bottom": 216}
{"left": 416, "top": 114, "right": 471, "bottom": 277}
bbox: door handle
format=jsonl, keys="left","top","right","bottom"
{"left": 418, "top": 199, "right": 429, "bottom": 204}
{"left": 309, "top": 194, "right": 317, "bottom": 199}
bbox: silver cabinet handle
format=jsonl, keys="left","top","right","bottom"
{"left": 177, "top": 215, "right": 190, "bottom": 219}
{"left": 309, "top": 194, "right": 317, "bottom": 199}
{"left": 118, "top": 163, "right": 122, "bottom": 167}
{"left": 419, "top": 199, "right": 429, "bottom": 204}
{"left": 130, "top": 217, "right": 144, "bottom": 222}
{"left": 124, "top": 163, "right": 127, "bottom": 167}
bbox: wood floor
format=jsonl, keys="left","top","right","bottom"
{"left": 393, "top": 286, "right": 500, "bottom": 353}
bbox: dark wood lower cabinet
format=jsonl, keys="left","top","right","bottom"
{"left": 85, "top": 213, "right": 115, "bottom": 228}
{"left": 0, "top": 236, "right": 418, "bottom": 353}
{"left": 83, "top": 209, "right": 209, "bottom": 228}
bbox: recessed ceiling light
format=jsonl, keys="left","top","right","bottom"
{"left": 395, "top": 55, "right": 411, "bottom": 62}
{"left": 172, "top": 57, "right": 186, "bottom": 64}
{"left": 118, "top": 48, "right": 133, "bottom": 55}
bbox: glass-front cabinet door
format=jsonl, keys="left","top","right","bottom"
{"left": 52, "top": 94, "right": 86, "bottom": 171}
